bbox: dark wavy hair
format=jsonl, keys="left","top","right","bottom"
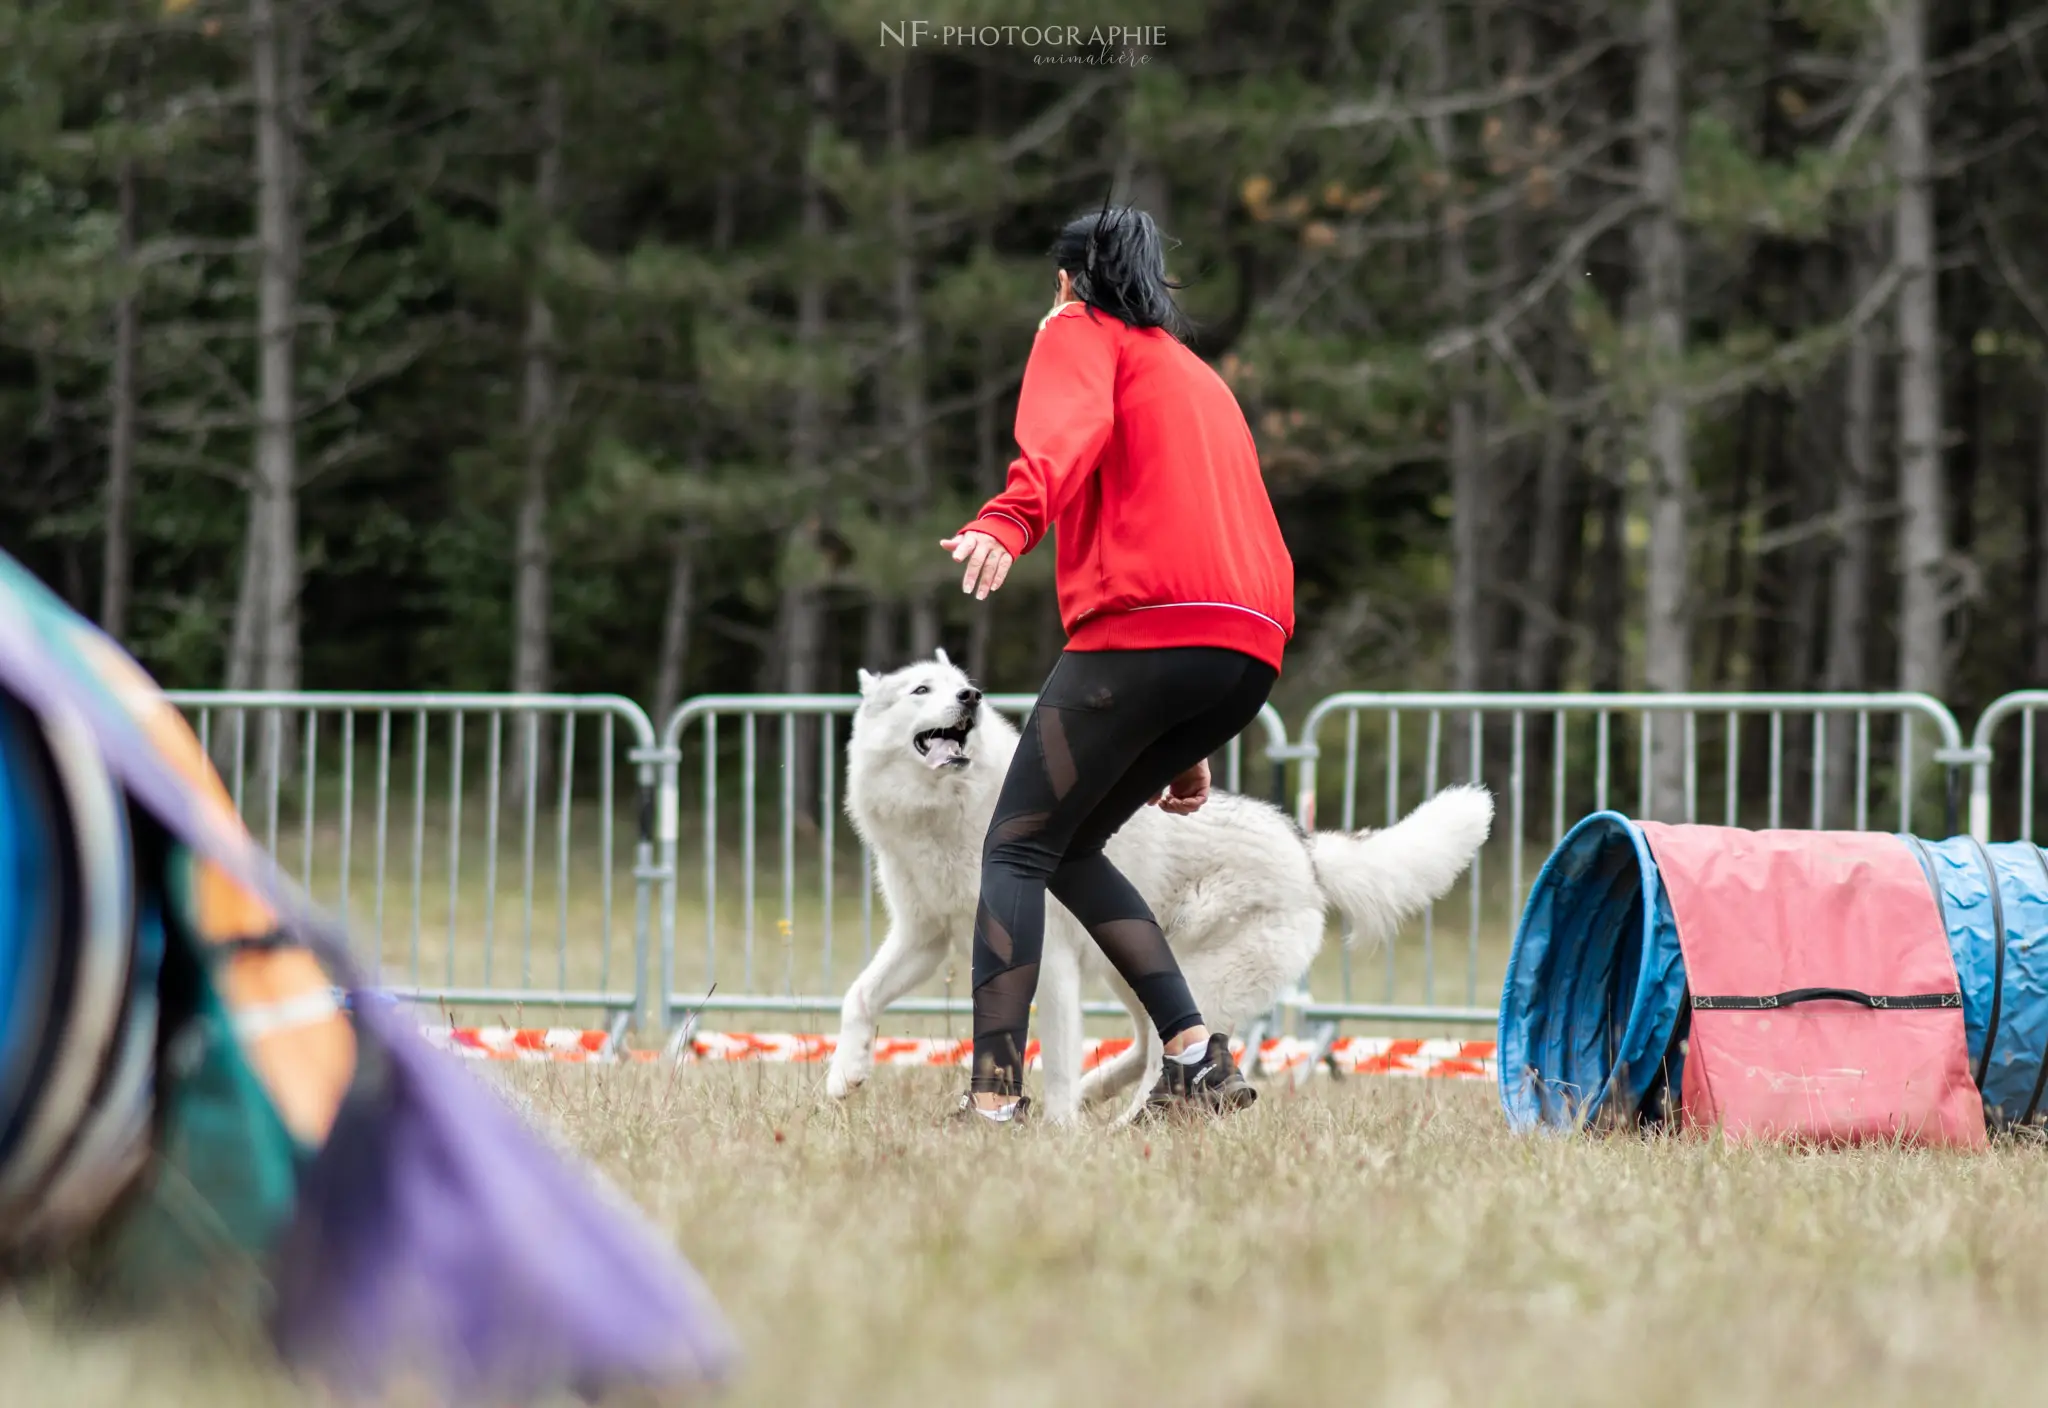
{"left": 1050, "top": 205, "right": 1191, "bottom": 342}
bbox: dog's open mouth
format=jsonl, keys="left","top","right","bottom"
{"left": 913, "top": 716, "right": 974, "bottom": 770}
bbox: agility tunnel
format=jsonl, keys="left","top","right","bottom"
{"left": 0, "top": 551, "right": 733, "bottom": 1398}
{"left": 1500, "top": 812, "right": 2048, "bottom": 1146}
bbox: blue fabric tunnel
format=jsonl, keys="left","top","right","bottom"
{"left": 1499, "top": 812, "right": 2048, "bottom": 1132}
{"left": 1497, "top": 813, "right": 1687, "bottom": 1131}
{"left": 1909, "top": 837, "right": 2048, "bottom": 1125}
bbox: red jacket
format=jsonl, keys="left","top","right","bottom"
{"left": 961, "top": 301, "right": 1295, "bottom": 672}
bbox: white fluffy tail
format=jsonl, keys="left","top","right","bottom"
{"left": 1308, "top": 784, "right": 1494, "bottom": 947}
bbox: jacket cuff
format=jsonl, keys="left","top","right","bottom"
{"left": 961, "top": 513, "right": 1030, "bottom": 558}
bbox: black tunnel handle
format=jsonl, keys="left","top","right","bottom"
{"left": 1691, "top": 988, "right": 1962, "bottom": 1012}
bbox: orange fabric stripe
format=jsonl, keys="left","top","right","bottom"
{"left": 77, "top": 633, "right": 356, "bottom": 1146}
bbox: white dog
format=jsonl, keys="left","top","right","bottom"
{"left": 825, "top": 653, "right": 1494, "bottom": 1125}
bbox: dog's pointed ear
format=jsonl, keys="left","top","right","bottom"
{"left": 934, "top": 647, "right": 951, "bottom": 668}
{"left": 857, "top": 668, "right": 877, "bottom": 694}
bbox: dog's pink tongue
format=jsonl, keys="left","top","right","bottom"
{"left": 923, "top": 738, "right": 966, "bottom": 769}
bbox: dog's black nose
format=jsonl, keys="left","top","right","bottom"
{"left": 958, "top": 687, "right": 982, "bottom": 707}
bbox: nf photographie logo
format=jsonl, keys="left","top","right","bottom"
{"left": 879, "top": 21, "right": 1165, "bottom": 64}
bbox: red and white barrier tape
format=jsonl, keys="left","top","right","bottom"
{"left": 421, "top": 1026, "right": 620, "bottom": 1063}
{"left": 419, "top": 1026, "right": 1496, "bottom": 1081}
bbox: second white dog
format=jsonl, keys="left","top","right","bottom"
{"left": 826, "top": 654, "right": 1494, "bottom": 1124}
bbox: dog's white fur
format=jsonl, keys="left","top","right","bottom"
{"left": 826, "top": 653, "right": 1495, "bottom": 1124}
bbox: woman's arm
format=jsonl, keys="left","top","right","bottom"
{"left": 955, "top": 306, "right": 1118, "bottom": 559}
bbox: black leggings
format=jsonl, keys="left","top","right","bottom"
{"left": 969, "top": 646, "right": 1278, "bottom": 1096}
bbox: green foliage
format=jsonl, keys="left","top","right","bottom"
{"left": 0, "top": 0, "right": 2043, "bottom": 717}
{"left": 1682, "top": 112, "right": 1853, "bottom": 246}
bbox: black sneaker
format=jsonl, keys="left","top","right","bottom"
{"left": 1143, "top": 1034, "right": 1257, "bottom": 1119}
{"left": 951, "top": 1093, "right": 1032, "bottom": 1127}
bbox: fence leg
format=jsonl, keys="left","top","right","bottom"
{"left": 1307, "top": 1020, "right": 1340, "bottom": 1083}
{"left": 1239, "top": 1014, "right": 1269, "bottom": 1083}
{"left": 1949, "top": 740, "right": 1998, "bottom": 843}
{"left": 1268, "top": 740, "right": 1319, "bottom": 829}
{"left": 633, "top": 800, "right": 657, "bottom": 1037}
{"left": 632, "top": 747, "right": 674, "bottom": 1039}
{"left": 1972, "top": 748, "right": 1995, "bottom": 843}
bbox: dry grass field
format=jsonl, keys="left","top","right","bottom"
{"left": 12, "top": 1063, "right": 2048, "bottom": 1407}
{"left": 12, "top": 709, "right": 2001, "bottom": 1404}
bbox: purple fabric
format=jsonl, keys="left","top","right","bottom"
{"left": 0, "top": 565, "right": 283, "bottom": 914}
{"left": 0, "top": 556, "right": 739, "bottom": 1399}
{"left": 271, "top": 997, "right": 736, "bottom": 1398}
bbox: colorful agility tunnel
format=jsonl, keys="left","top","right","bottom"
{"left": 1500, "top": 812, "right": 2048, "bottom": 1146}
{"left": 0, "top": 551, "right": 736, "bottom": 1399}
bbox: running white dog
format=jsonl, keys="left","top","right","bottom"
{"left": 826, "top": 653, "right": 1494, "bottom": 1125}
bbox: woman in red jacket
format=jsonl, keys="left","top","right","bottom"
{"left": 945, "top": 206, "right": 1295, "bottom": 1123}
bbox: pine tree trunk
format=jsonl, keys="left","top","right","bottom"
{"left": 250, "top": 0, "right": 300, "bottom": 698}
{"left": 1749, "top": 396, "right": 1801, "bottom": 696}
{"left": 906, "top": 599, "right": 940, "bottom": 662}
{"left": 1891, "top": 0, "right": 1947, "bottom": 696}
{"left": 2033, "top": 390, "right": 2048, "bottom": 682}
{"left": 1501, "top": 8, "right": 1540, "bottom": 695}
{"left": 888, "top": 66, "right": 939, "bottom": 665}
{"left": 656, "top": 170, "right": 729, "bottom": 727}
{"left": 101, "top": 161, "right": 138, "bottom": 642}
{"left": 1550, "top": 431, "right": 1592, "bottom": 691}
{"left": 965, "top": 70, "right": 1001, "bottom": 689}
{"left": 653, "top": 533, "right": 696, "bottom": 725}
{"left": 1126, "top": 157, "right": 1170, "bottom": 232}
{"left": 862, "top": 598, "right": 897, "bottom": 671}
{"left": 509, "top": 76, "right": 562, "bottom": 802}
{"left": 965, "top": 608, "right": 993, "bottom": 687}
{"left": 511, "top": 280, "right": 555, "bottom": 702}
{"left": 967, "top": 319, "right": 1001, "bottom": 687}
{"left": 1949, "top": 280, "right": 1982, "bottom": 680}
{"left": 224, "top": 504, "right": 266, "bottom": 690}
{"left": 1635, "top": 0, "right": 1692, "bottom": 819}
{"left": 1784, "top": 460, "right": 1825, "bottom": 698}
{"left": 244, "top": 0, "right": 304, "bottom": 802}
{"left": 775, "top": 21, "right": 835, "bottom": 816}
{"left": 1428, "top": 5, "right": 1488, "bottom": 702}
{"left": 1837, "top": 297, "right": 1881, "bottom": 669}
{"left": 775, "top": 532, "right": 826, "bottom": 697}
{"left": 1516, "top": 413, "right": 1573, "bottom": 693}
{"left": 1590, "top": 455, "right": 1626, "bottom": 695}
{"left": 1826, "top": 240, "right": 1880, "bottom": 815}
{"left": 1709, "top": 411, "right": 1754, "bottom": 688}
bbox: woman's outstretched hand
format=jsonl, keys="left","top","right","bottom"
{"left": 942, "top": 532, "right": 1013, "bottom": 600}
{"left": 1148, "top": 759, "right": 1212, "bottom": 815}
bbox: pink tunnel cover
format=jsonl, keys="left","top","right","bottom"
{"left": 1639, "top": 824, "right": 1986, "bottom": 1149}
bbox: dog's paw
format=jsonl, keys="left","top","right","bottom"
{"left": 825, "top": 1060, "right": 867, "bottom": 1100}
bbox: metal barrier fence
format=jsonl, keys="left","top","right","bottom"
{"left": 1285, "top": 691, "right": 1970, "bottom": 1030}
{"left": 654, "top": 694, "right": 1288, "bottom": 1031}
{"left": 163, "top": 685, "right": 2042, "bottom": 1040}
{"left": 1969, "top": 691, "right": 2048, "bottom": 843}
{"left": 164, "top": 691, "right": 663, "bottom": 1034}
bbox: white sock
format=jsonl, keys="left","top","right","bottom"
{"left": 974, "top": 1099, "right": 1019, "bottom": 1123}
{"left": 1173, "top": 1041, "right": 1211, "bottom": 1066}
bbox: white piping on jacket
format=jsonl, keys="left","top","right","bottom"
{"left": 980, "top": 510, "right": 1034, "bottom": 551}
{"left": 1120, "top": 601, "right": 1288, "bottom": 633}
